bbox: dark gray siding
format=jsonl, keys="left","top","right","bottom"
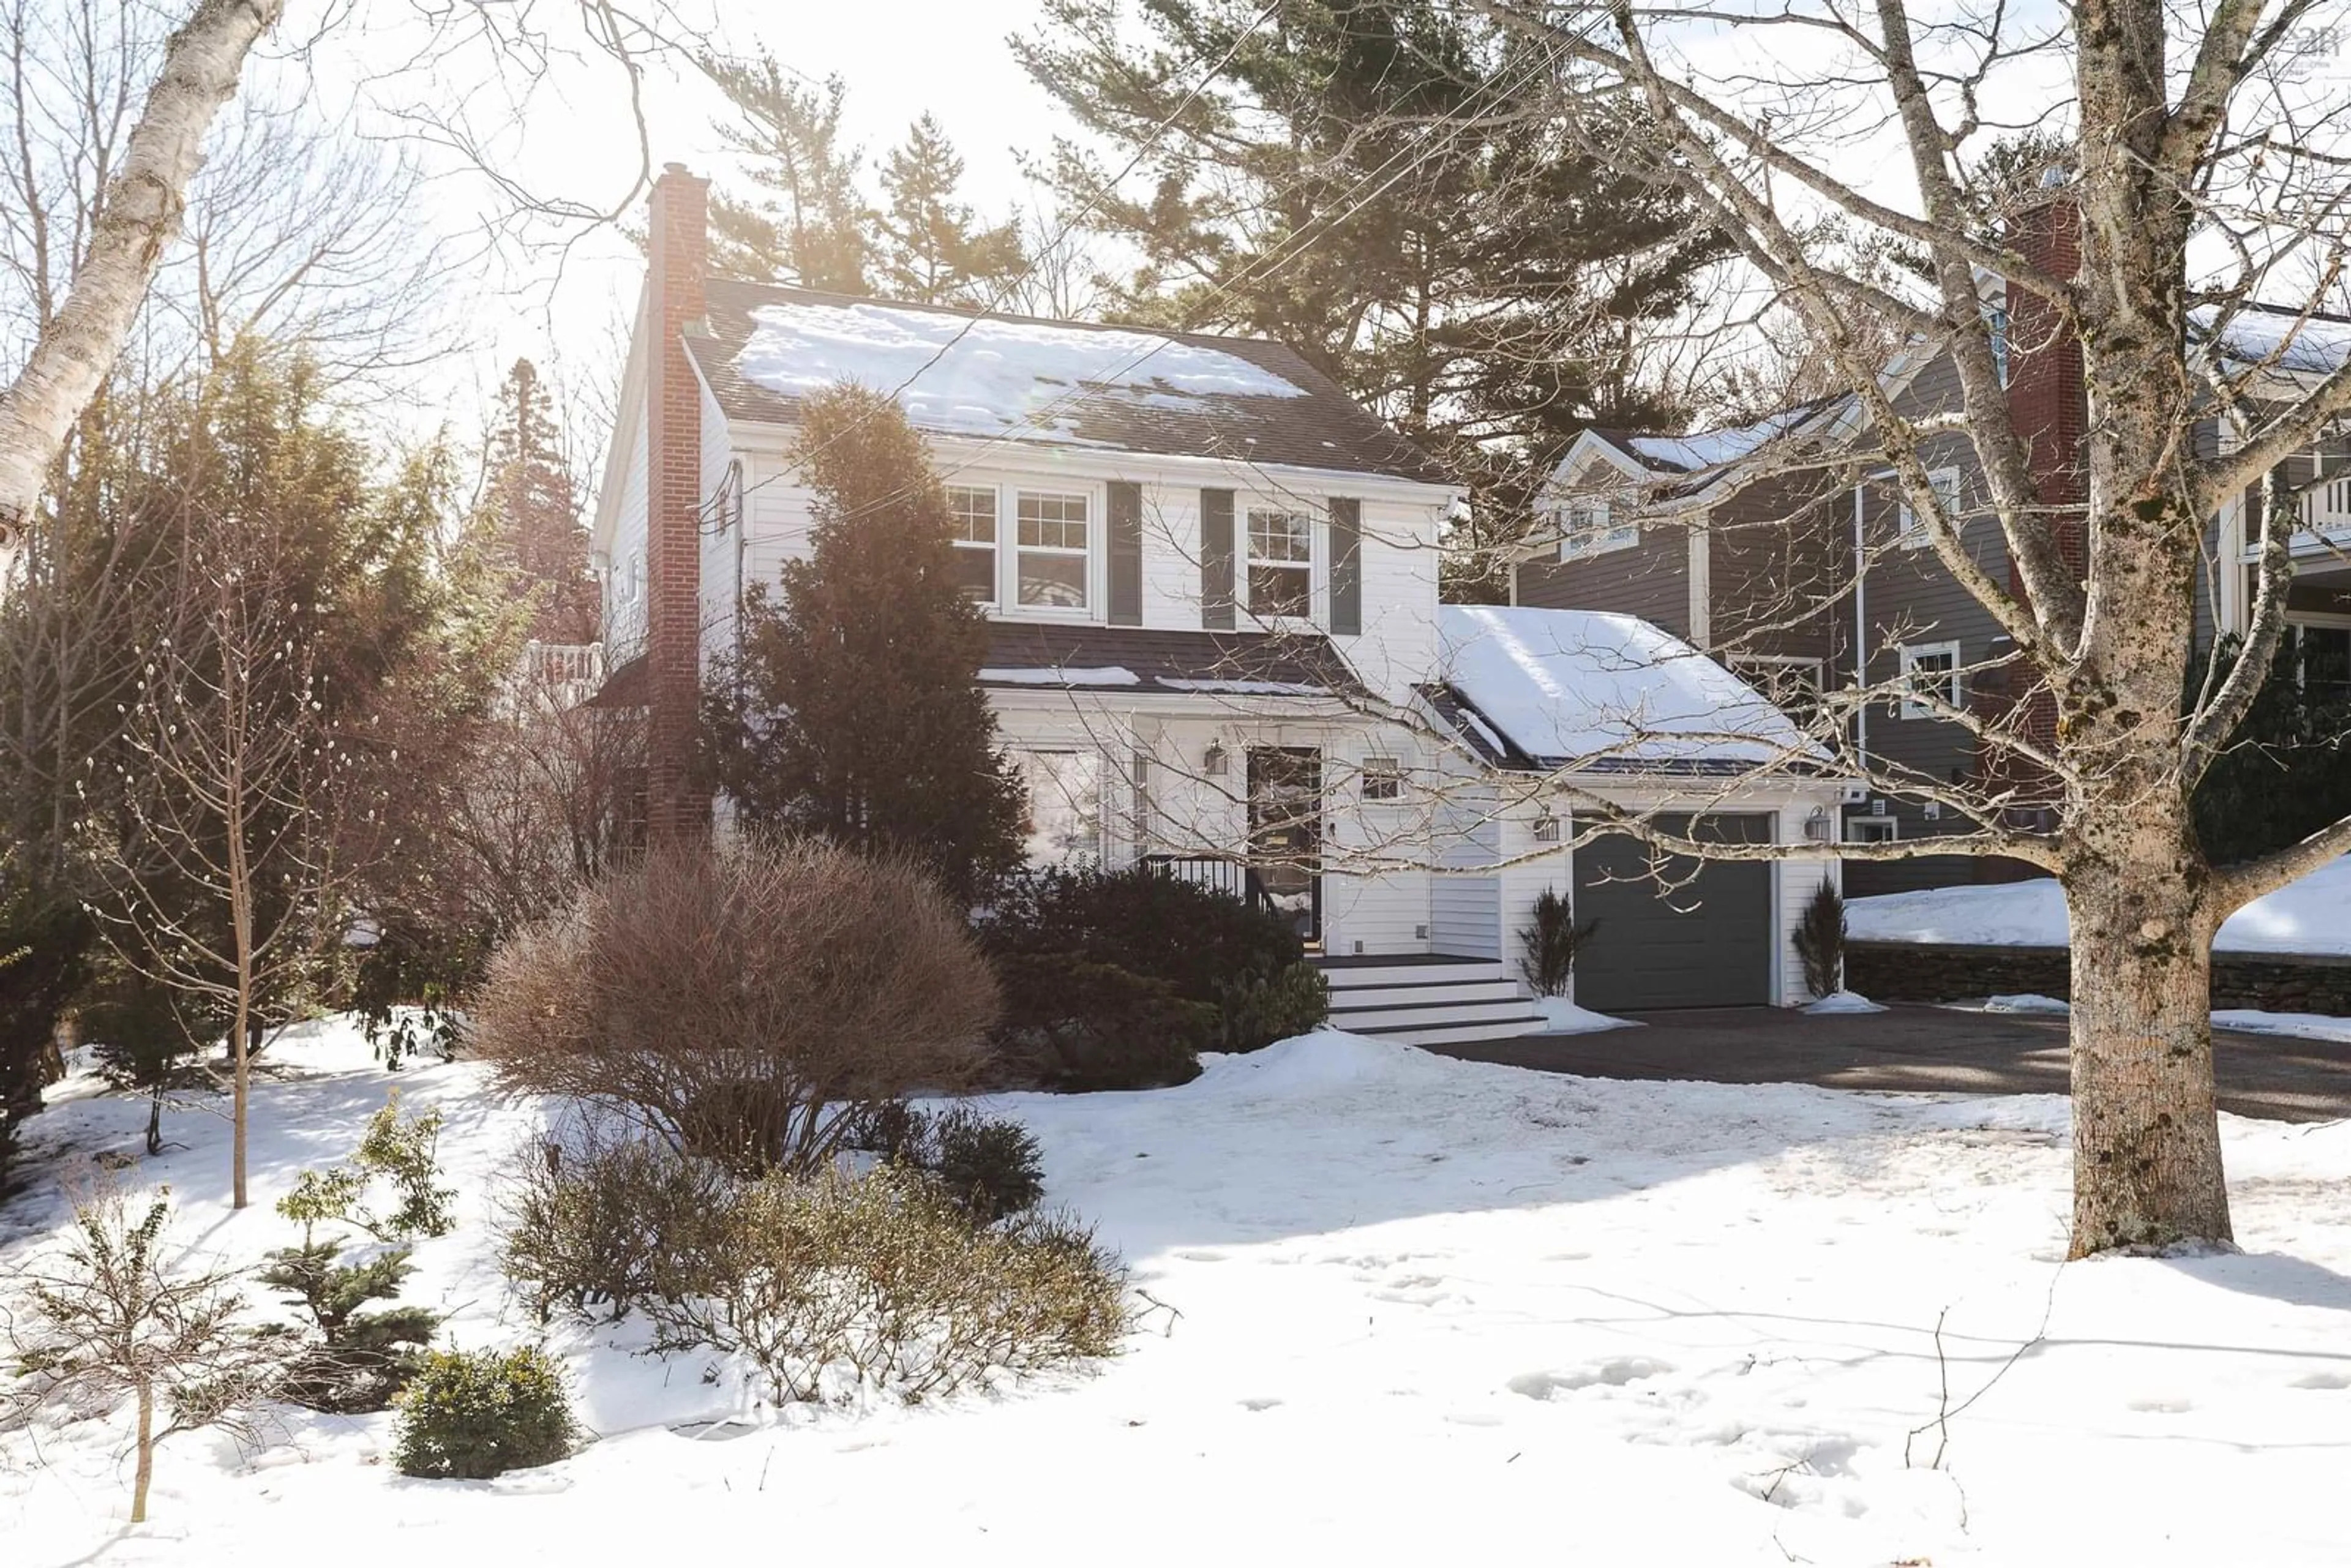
{"left": 1516, "top": 517, "right": 1694, "bottom": 639}
{"left": 1708, "top": 471, "right": 1850, "bottom": 667}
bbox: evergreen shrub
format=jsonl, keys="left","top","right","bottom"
{"left": 392, "top": 1345, "right": 577, "bottom": 1479}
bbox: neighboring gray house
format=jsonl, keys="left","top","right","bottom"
{"left": 1513, "top": 283, "right": 2351, "bottom": 896}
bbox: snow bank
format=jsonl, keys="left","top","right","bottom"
{"left": 733, "top": 301, "right": 1306, "bottom": 447}
{"left": 1848, "top": 855, "right": 2351, "bottom": 957}
{"left": 1533, "top": 996, "right": 1638, "bottom": 1033}
{"left": 1437, "top": 604, "right": 1820, "bottom": 766}
{"left": 13, "top": 1014, "right": 2351, "bottom": 1567}
{"left": 1802, "top": 989, "right": 1887, "bottom": 1015}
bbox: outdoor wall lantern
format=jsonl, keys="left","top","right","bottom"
{"left": 1203, "top": 741, "right": 1228, "bottom": 777}
{"left": 1803, "top": 806, "right": 1834, "bottom": 842}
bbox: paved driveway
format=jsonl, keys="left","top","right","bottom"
{"left": 1425, "top": 1004, "right": 2351, "bottom": 1123}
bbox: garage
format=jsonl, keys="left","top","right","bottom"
{"left": 1571, "top": 813, "right": 1775, "bottom": 1010}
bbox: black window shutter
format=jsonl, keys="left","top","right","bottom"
{"left": 1108, "top": 481, "right": 1143, "bottom": 625}
{"left": 1200, "top": 488, "right": 1235, "bottom": 630}
{"left": 1329, "top": 496, "right": 1362, "bottom": 636}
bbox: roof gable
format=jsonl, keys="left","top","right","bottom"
{"left": 686, "top": 279, "right": 1451, "bottom": 485}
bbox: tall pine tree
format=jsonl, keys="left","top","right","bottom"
{"left": 699, "top": 57, "right": 872, "bottom": 292}
{"left": 876, "top": 115, "right": 1026, "bottom": 307}
{"left": 703, "top": 385, "right": 1024, "bottom": 906}
{"left": 1016, "top": 0, "right": 1727, "bottom": 591}
{"left": 471, "top": 358, "right": 597, "bottom": 643}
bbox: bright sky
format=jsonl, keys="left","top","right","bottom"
{"left": 272, "top": 0, "right": 1065, "bottom": 463}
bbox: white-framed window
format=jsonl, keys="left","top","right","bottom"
{"left": 1359, "top": 756, "right": 1404, "bottom": 803}
{"left": 1245, "top": 505, "right": 1315, "bottom": 618}
{"left": 1014, "top": 490, "right": 1091, "bottom": 612}
{"left": 1897, "top": 467, "right": 1963, "bottom": 549}
{"left": 1015, "top": 749, "right": 1104, "bottom": 864}
{"left": 1899, "top": 640, "right": 1963, "bottom": 718}
{"left": 1847, "top": 816, "right": 1898, "bottom": 844}
{"left": 947, "top": 484, "right": 999, "bottom": 603}
{"left": 1556, "top": 499, "right": 1638, "bottom": 561}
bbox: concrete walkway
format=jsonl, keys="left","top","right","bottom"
{"left": 1425, "top": 1003, "right": 2351, "bottom": 1123}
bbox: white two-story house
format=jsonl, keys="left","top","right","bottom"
{"left": 590, "top": 163, "right": 1474, "bottom": 969}
{"left": 586, "top": 164, "right": 1847, "bottom": 1033}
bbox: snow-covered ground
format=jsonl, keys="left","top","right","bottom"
{"left": 9, "top": 1021, "right": 2351, "bottom": 1567}
{"left": 1848, "top": 856, "right": 2351, "bottom": 956}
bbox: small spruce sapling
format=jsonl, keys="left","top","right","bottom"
{"left": 1517, "top": 889, "right": 1595, "bottom": 998}
{"left": 257, "top": 1093, "right": 454, "bottom": 1412}
{"left": 1793, "top": 879, "right": 1847, "bottom": 999}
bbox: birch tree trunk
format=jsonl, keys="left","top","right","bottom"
{"left": 0, "top": 0, "right": 284, "bottom": 568}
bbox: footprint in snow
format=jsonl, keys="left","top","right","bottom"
{"left": 1239, "top": 1397, "right": 1283, "bottom": 1412}
{"left": 1172, "top": 1249, "right": 1227, "bottom": 1263}
{"left": 2291, "top": 1370, "right": 2351, "bottom": 1390}
{"left": 2128, "top": 1396, "right": 2193, "bottom": 1414}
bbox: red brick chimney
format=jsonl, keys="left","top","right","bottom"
{"left": 1977, "top": 183, "right": 2085, "bottom": 878}
{"left": 644, "top": 162, "right": 711, "bottom": 841}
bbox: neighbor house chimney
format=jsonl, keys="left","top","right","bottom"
{"left": 1978, "top": 181, "right": 2085, "bottom": 879}
{"left": 644, "top": 162, "right": 711, "bottom": 841}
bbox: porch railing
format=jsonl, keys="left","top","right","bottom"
{"left": 1139, "top": 853, "right": 1322, "bottom": 944}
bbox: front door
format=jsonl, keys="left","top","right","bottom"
{"left": 1247, "top": 746, "right": 1322, "bottom": 946}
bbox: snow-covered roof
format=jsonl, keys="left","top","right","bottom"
{"left": 1434, "top": 606, "right": 1820, "bottom": 770}
{"left": 686, "top": 280, "right": 1452, "bottom": 484}
{"left": 1622, "top": 399, "right": 1850, "bottom": 475}
{"left": 2190, "top": 302, "right": 2351, "bottom": 378}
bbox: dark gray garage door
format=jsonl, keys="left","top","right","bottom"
{"left": 1572, "top": 814, "right": 1774, "bottom": 1011}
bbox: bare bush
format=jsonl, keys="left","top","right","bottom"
{"left": 468, "top": 838, "right": 998, "bottom": 1176}
{"left": 645, "top": 1164, "right": 1131, "bottom": 1406}
{"left": 497, "top": 1118, "right": 734, "bottom": 1323}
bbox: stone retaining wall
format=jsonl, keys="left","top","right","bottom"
{"left": 1846, "top": 940, "right": 2351, "bottom": 1016}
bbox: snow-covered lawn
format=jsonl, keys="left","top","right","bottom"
{"left": 9, "top": 1021, "right": 2351, "bottom": 1567}
{"left": 1848, "top": 855, "right": 2351, "bottom": 955}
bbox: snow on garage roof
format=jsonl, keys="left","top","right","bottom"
{"left": 689, "top": 280, "right": 1452, "bottom": 484}
{"left": 1436, "top": 605, "right": 1821, "bottom": 771}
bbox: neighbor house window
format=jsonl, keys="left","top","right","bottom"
{"left": 1847, "top": 817, "right": 1898, "bottom": 844}
{"left": 2295, "top": 623, "right": 2351, "bottom": 707}
{"left": 1899, "top": 640, "right": 1962, "bottom": 718}
{"left": 947, "top": 485, "right": 999, "bottom": 602}
{"left": 1897, "top": 468, "right": 1963, "bottom": 549}
{"left": 1360, "top": 756, "right": 1404, "bottom": 802}
{"left": 1016, "top": 749, "right": 1104, "bottom": 863}
{"left": 1014, "top": 490, "right": 1090, "bottom": 610}
{"left": 1247, "top": 505, "right": 1314, "bottom": 617}
{"left": 1556, "top": 500, "right": 1638, "bottom": 560}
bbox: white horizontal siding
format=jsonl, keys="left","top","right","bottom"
{"left": 604, "top": 416, "right": 649, "bottom": 661}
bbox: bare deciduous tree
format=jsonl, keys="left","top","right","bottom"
{"left": 1429, "top": 0, "right": 2351, "bottom": 1255}
{"left": 85, "top": 510, "right": 377, "bottom": 1210}
{"left": 2, "top": 1183, "right": 277, "bottom": 1523}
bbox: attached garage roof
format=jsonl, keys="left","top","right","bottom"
{"left": 1433, "top": 605, "right": 1822, "bottom": 773}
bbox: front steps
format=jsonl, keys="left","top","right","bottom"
{"left": 1314, "top": 955, "right": 1547, "bottom": 1047}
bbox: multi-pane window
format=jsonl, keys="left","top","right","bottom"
{"left": 1897, "top": 467, "right": 1963, "bottom": 549}
{"left": 1016, "top": 491, "right": 1090, "bottom": 610}
{"left": 1899, "top": 640, "right": 1962, "bottom": 718}
{"left": 1247, "top": 506, "right": 1314, "bottom": 617}
{"left": 1557, "top": 500, "right": 1638, "bottom": 560}
{"left": 2296, "top": 623, "right": 2351, "bottom": 707}
{"left": 1360, "top": 756, "right": 1404, "bottom": 802}
{"left": 947, "top": 485, "right": 998, "bottom": 602}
